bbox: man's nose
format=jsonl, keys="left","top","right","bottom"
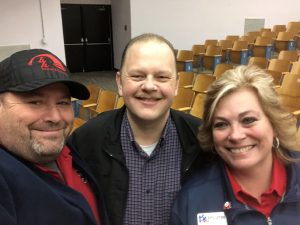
{"left": 142, "top": 76, "right": 158, "bottom": 91}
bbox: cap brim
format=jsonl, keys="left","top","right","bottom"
{"left": 63, "top": 81, "right": 90, "bottom": 100}
{"left": 7, "top": 79, "right": 90, "bottom": 100}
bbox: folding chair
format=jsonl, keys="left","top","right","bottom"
{"left": 266, "top": 59, "right": 291, "bottom": 86}
{"left": 191, "top": 44, "right": 206, "bottom": 69}
{"left": 218, "top": 40, "right": 233, "bottom": 63}
{"left": 252, "top": 36, "right": 273, "bottom": 59}
{"left": 176, "top": 50, "right": 194, "bottom": 72}
{"left": 276, "top": 73, "right": 300, "bottom": 121}
{"left": 77, "top": 84, "right": 101, "bottom": 120}
{"left": 213, "top": 63, "right": 233, "bottom": 79}
{"left": 278, "top": 50, "right": 299, "bottom": 62}
{"left": 178, "top": 71, "right": 195, "bottom": 88}
{"left": 171, "top": 87, "right": 195, "bottom": 110}
{"left": 88, "top": 90, "right": 118, "bottom": 118}
{"left": 274, "top": 32, "right": 296, "bottom": 53}
{"left": 248, "top": 57, "right": 269, "bottom": 69}
{"left": 202, "top": 45, "right": 222, "bottom": 71}
{"left": 229, "top": 40, "right": 249, "bottom": 65}
{"left": 192, "top": 73, "right": 216, "bottom": 93}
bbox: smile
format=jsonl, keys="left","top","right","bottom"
{"left": 228, "top": 145, "right": 254, "bottom": 154}
{"left": 31, "top": 129, "right": 64, "bottom": 137}
{"left": 136, "top": 96, "right": 162, "bottom": 103}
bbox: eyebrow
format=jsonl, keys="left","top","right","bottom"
{"left": 239, "top": 110, "right": 261, "bottom": 117}
{"left": 214, "top": 110, "right": 261, "bottom": 120}
{"left": 127, "top": 67, "right": 173, "bottom": 73}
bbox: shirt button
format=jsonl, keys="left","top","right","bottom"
{"left": 146, "top": 222, "right": 150, "bottom": 225}
{"left": 146, "top": 189, "right": 151, "bottom": 194}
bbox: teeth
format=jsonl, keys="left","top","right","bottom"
{"left": 229, "top": 146, "right": 253, "bottom": 153}
{"left": 142, "top": 98, "right": 156, "bottom": 101}
{"left": 139, "top": 97, "right": 158, "bottom": 101}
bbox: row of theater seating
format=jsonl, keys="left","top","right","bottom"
{"left": 176, "top": 21, "right": 300, "bottom": 72}
{"left": 172, "top": 61, "right": 300, "bottom": 122}
{"left": 71, "top": 85, "right": 124, "bottom": 132}
{"left": 172, "top": 21, "right": 300, "bottom": 121}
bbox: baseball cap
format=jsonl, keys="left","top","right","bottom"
{"left": 0, "top": 49, "right": 90, "bottom": 100}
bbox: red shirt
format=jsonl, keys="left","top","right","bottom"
{"left": 36, "top": 146, "right": 101, "bottom": 225}
{"left": 226, "top": 156, "right": 287, "bottom": 217}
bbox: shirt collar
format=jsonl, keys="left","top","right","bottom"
{"left": 123, "top": 111, "right": 172, "bottom": 143}
{"left": 226, "top": 154, "right": 286, "bottom": 199}
{"left": 35, "top": 146, "right": 71, "bottom": 178}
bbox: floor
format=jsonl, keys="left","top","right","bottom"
{"left": 70, "top": 70, "right": 118, "bottom": 92}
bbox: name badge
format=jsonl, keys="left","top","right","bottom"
{"left": 197, "top": 212, "right": 228, "bottom": 225}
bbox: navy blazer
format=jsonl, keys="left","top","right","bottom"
{"left": 171, "top": 158, "right": 300, "bottom": 225}
{"left": 0, "top": 147, "right": 109, "bottom": 225}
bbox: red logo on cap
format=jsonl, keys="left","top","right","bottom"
{"left": 27, "top": 54, "right": 67, "bottom": 74}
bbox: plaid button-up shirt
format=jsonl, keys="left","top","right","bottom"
{"left": 121, "top": 112, "right": 182, "bottom": 225}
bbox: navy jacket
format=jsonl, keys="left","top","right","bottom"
{"left": 68, "top": 107, "right": 213, "bottom": 225}
{"left": 171, "top": 159, "right": 300, "bottom": 225}
{"left": 0, "top": 147, "right": 109, "bottom": 225}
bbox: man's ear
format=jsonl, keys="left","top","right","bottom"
{"left": 0, "top": 94, "right": 4, "bottom": 107}
{"left": 174, "top": 75, "right": 179, "bottom": 96}
{"left": 116, "top": 71, "right": 123, "bottom": 96}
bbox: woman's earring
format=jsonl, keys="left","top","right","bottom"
{"left": 272, "top": 137, "right": 280, "bottom": 149}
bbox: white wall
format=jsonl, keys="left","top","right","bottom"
{"left": 1, "top": 0, "right": 300, "bottom": 69}
{"left": 0, "top": 0, "right": 65, "bottom": 62}
{"left": 130, "top": 0, "right": 300, "bottom": 51}
{"left": 111, "top": 0, "right": 131, "bottom": 69}
{"left": 61, "top": 0, "right": 111, "bottom": 4}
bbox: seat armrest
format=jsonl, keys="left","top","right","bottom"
{"left": 178, "top": 107, "right": 191, "bottom": 112}
{"left": 177, "top": 59, "right": 193, "bottom": 62}
{"left": 82, "top": 103, "right": 97, "bottom": 108}
{"left": 293, "top": 110, "right": 300, "bottom": 119}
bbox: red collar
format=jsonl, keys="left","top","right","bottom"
{"left": 35, "top": 146, "right": 101, "bottom": 224}
{"left": 35, "top": 146, "right": 72, "bottom": 183}
{"left": 226, "top": 155, "right": 286, "bottom": 217}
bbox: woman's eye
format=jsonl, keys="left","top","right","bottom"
{"left": 242, "top": 117, "right": 257, "bottom": 124}
{"left": 213, "top": 121, "right": 228, "bottom": 129}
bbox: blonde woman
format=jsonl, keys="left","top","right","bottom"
{"left": 171, "top": 65, "right": 300, "bottom": 225}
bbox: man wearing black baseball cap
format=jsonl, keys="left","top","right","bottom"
{"left": 0, "top": 49, "right": 108, "bottom": 225}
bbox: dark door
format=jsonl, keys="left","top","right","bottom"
{"left": 82, "top": 5, "right": 113, "bottom": 71}
{"left": 61, "top": 4, "right": 85, "bottom": 72}
{"left": 61, "top": 4, "right": 113, "bottom": 73}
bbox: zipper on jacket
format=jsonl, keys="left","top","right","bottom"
{"left": 266, "top": 217, "right": 272, "bottom": 225}
{"left": 183, "top": 156, "right": 196, "bottom": 174}
{"left": 104, "top": 149, "right": 129, "bottom": 172}
{"left": 182, "top": 152, "right": 199, "bottom": 178}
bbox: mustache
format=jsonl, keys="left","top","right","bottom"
{"left": 29, "top": 122, "right": 69, "bottom": 131}
{"left": 135, "top": 94, "right": 163, "bottom": 99}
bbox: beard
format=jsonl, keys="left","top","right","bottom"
{"left": 30, "top": 134, "right": 66, "bottom": 157}
{"left": 29, "top": 121, "right": 71, "bottom": 156}
{"left": 2, "top": 120, "right": 72, "bottom": 164}
{"left": 28, "top": 124, "right": 71, "bottom": 163}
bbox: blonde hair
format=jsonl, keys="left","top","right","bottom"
{"left": 198, "top": 65, "right": 299, "bottom": 164}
